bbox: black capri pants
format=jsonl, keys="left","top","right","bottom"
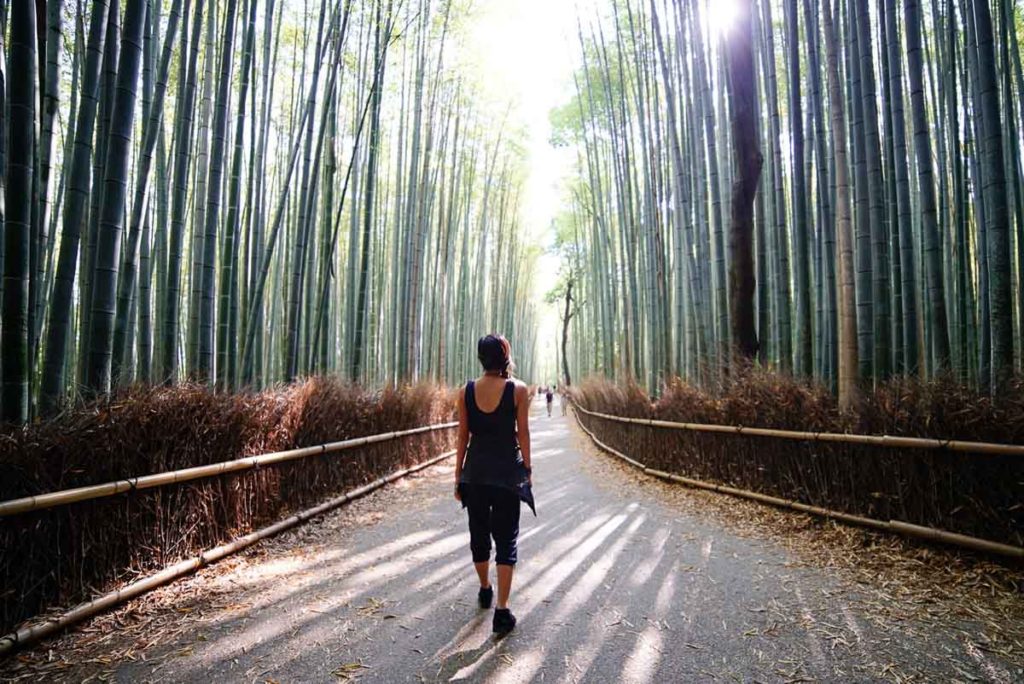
{"left": 463, "top": 484, "right": 521, "bottom": 565}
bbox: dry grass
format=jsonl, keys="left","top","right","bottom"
{"left": 0, "top": 378, "right": 456, "bottom": 635}
{"left": 570, "top": 371, "right": 1024, "bottom": 550}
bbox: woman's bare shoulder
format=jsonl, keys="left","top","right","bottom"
{"left": 512, "top": 379, "right": 530, "bottom": 394}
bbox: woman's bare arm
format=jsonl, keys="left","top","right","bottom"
{"left": 454, "top": 387, "right": 470, "bottom": 500}
{"left": 515, "top": 383, "right": 531, "bottom": 478}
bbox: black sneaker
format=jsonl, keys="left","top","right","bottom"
{"left": 493, "top": 608, "right": 516, "bottom": 635}
{"left": 478, "top": 586, "right": 493, "bottom": 609}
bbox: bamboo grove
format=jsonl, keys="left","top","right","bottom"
{"left": 0, "top": 0, "right": 540, "bottom": 423}
{"left": 555, "top": 0, "right": 1024, "bottom": 402}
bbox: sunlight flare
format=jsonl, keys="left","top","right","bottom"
{"left": 705, "top": 0, "right": 740, "bottom": 36}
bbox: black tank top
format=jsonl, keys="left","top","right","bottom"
{"left": 460, "top": 380, "right": 523, "bottom": 490}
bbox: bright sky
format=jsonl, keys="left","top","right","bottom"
{"left": 459, "top": 0, "right": 594, "bottom": 379}
{"left": 461, "top": 0, "right": 581, "bottom": 223}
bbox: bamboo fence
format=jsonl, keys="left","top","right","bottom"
{"left": 573, "top": 405, "right": 1024, "bottom": 457}
{"left": 0, "top": 448, "right": 456, "bottom": 656}
{"left": 0, "top": 422, "right": 457, "bottom": 517}
{"left": 572, "top": 406, "right": 1024, "bottom": 559}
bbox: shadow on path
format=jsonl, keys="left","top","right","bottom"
{"left": 82, "top": 407, "right": 1022, "bottom": 683}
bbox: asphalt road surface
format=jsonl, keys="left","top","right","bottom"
{"left": 8, "top": 403, "right": 1021, "bottom": 683}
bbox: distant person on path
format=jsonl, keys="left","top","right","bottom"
{"left": 454, "top": 334, "right": 532, "bottom": 635}
{"left": 545, "top": 386, "right": 554, "bottom": 416}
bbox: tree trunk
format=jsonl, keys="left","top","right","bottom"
{"left": 217, "top": 0, "right": 256, "bottom": 390}
{"left": 2, "top": 1, "right": 37, "bottom": 422}
{"left": 80, "top": 0, "right": 120, "bottom": 384}
{"left": 822, "top": 0, "right": 858, "bottom": 407}
{"left": 561, "top": 278, "right": 574, "bottom": 386}
{"left": 351, "top": 1, "right": 389, "bottom": 382}
{"left": 161, "top": 0, "right": 205, "bottom": 382}
{"left": 727, "top": 0, "right": 762, "bottom": 361}
{"left": 112, "top": 0, "right": 184, "bottom": 383}
{"left": 969, "top": 0, "right": 1014, "bottom": 390}
{"left": 884, "top": 0, "right": 920, "bottom": 375}
{"left": 38, "top": 0, "right": 110, "bottom": 415}
{"left": 196, "top": 0, "right": 239, "bottom": 382}
{"left": 85, "top": 0, "right": 148, "bottom": 393}
{"left": 905, "top": 0, "right": 951, "bottom": 369}
{"left": 785, "top": 0, "right": 810, "bottom": 374}
{"left": 855, "top": 0, "right": 890, "bottom": 381}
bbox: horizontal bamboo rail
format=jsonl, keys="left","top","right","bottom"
{"left": 0, "top": 449, "right": 457, "bottom": 656}
{"left": 573, "top": 404, "right": 1024, "bottom": 456}
{"left": 572, "top": 408, "right": 1024, "bottom": 560}
{"left": 0, "top": 422, "right": 457, "bottom": 517}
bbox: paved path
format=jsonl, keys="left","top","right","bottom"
{"left": 8, "top": 406, "right": 1022, "bottom": 683}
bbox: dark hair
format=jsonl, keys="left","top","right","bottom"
{"left": 478, "top": 334, "right": 512, "bottom": 378}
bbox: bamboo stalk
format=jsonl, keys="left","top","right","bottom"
{"left": 0, "top": 449, "right": 456, "bottom": 656}
{"left": 887, "top": 521, "right": 1024, "bottom": 558}
{"left": 572, "top": 408, "right": 1024, "bottom": 559}
{"left": 0, "top": 422, "right": 457, "bottom": 517}
{"left": 573, "top": 405, "right": 1024, "bottom": 456}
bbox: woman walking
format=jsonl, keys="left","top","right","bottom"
{"left": 454, "top": 334, "right": 532, "bottom": 635}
